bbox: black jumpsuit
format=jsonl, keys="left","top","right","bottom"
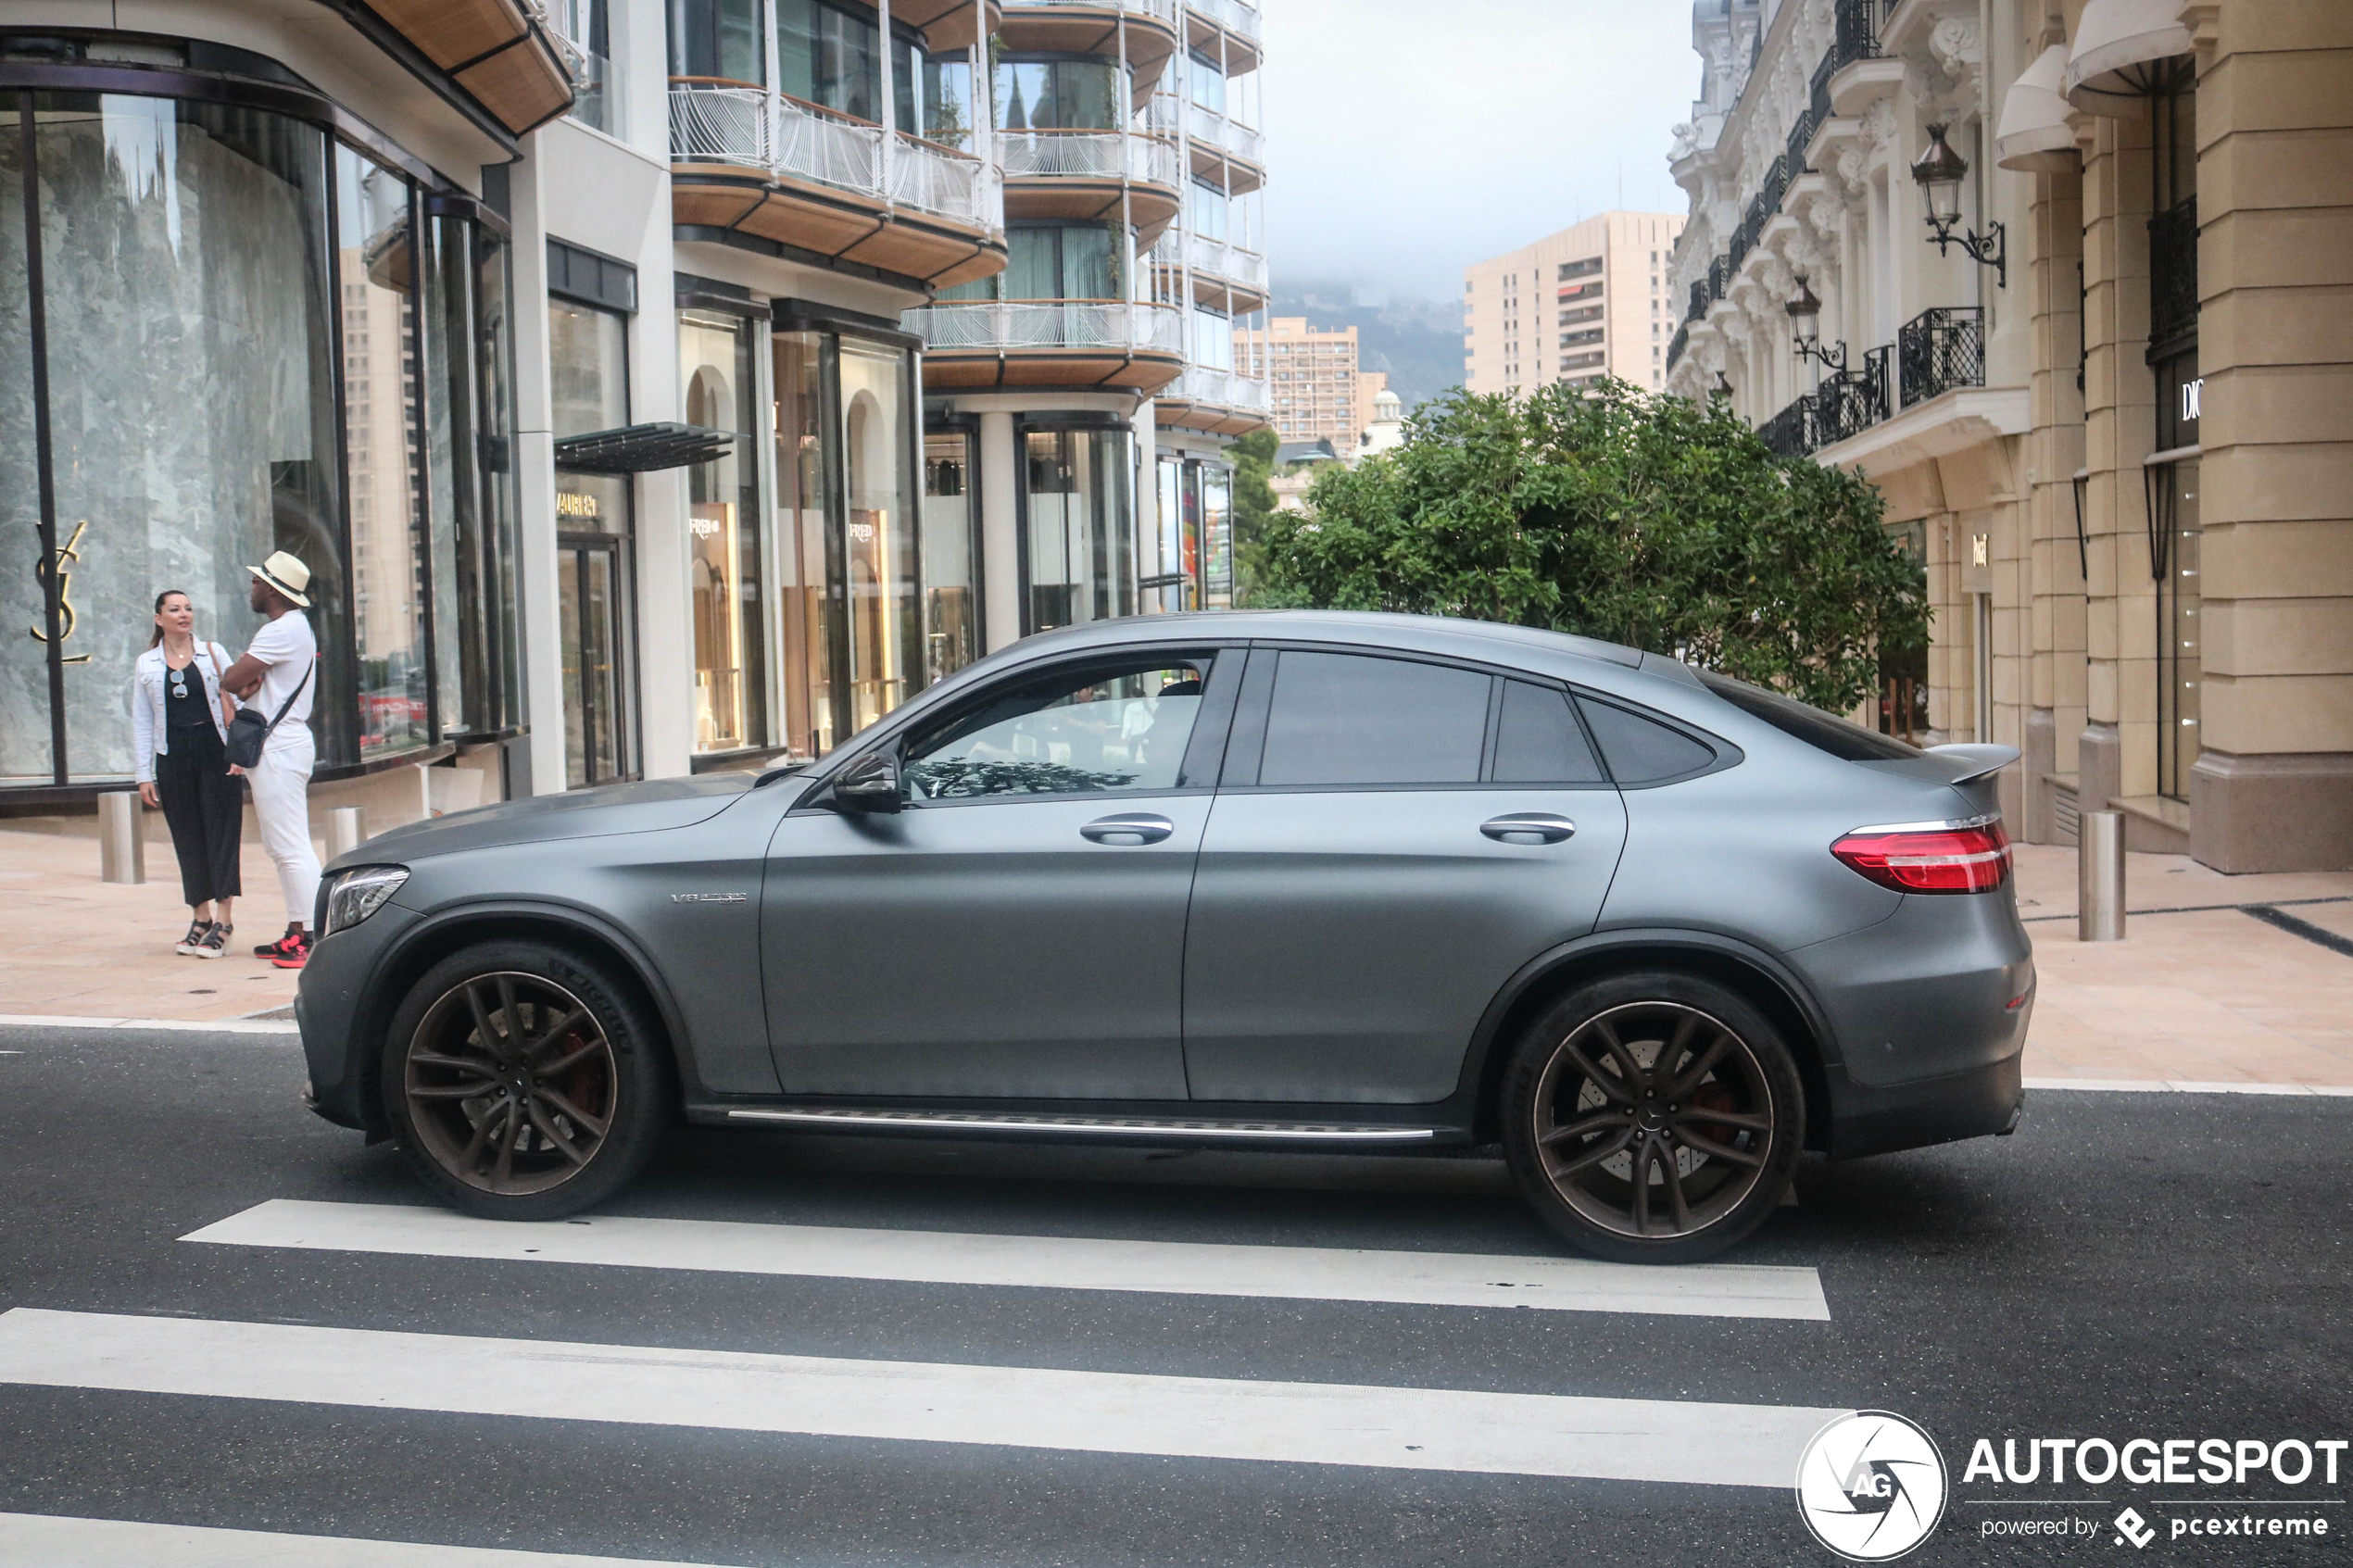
{"left": 155, "top": 662, "right": 244, "bottom": 907}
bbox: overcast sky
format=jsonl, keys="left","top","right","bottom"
{"left": 1258, "top": 0, "right": 1700, "bottom": 303}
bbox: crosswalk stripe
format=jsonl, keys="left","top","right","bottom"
{"left": 182, "top": 1199, "right": 1832, "bottom": 1322}
{"left": 0, "top": 1512, "right": 746, "bottom": 1568}
{"left": 0, "top": 1309, "right": 1847, "bottom": 1489}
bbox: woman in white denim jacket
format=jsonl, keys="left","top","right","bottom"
{"left": 132, "top": 590, "right": 245, "bottom": 957}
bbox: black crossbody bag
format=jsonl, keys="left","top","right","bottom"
{"left": 224, "top": 662, "right": 311, "bottom": 769}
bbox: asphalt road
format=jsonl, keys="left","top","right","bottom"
{"left": 0, "top": 1022, "right": 2347, "bottom": 1566}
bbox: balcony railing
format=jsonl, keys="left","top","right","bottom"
{"left": 1827, "top": 0, "right": 1888, "bottom": 75}
{"left": 1758, "top": 398, "right": 1814, "bottom": 458}
{"left": 2148, "top": 197, "right": 2198, "bottom": 350}
{"left": 1184, "top": 104, "right": 1265, "bottom": 165}
{"left": 1173, "top": 365, "right": 1270, "bottom": 409}
{"left": 1752, "top": 348, "right": 1894, "bottom": 457}
{"left": 1008, "top": 0, "right": 1182, "bottom": 23}
{"left": 1896, "top": 307, "right": 1984, "bottom": 407}
{"left": 669, "top": 82, "right": 1002, "bottom": 233}
{"left": 1667, "top": 322, "right": 1689, "bottom": 370}
{"left": 1184, "top": 232, "right": 1266, "bottom": 291}
{"left": 906, "top": 299, "right": 1186, "bottom": 356}
{"left": 1186, "top": 0, "right": 1260, "bottom": 39}
{"left": 998, "top": 128, "right": 1184, "bottom": 187}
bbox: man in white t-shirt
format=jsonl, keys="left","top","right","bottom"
{"left": 219, "top": 550, "right": 321, "bottom": 969}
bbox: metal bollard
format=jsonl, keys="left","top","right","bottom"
{"left": 328, "top": 805, "right": 367, "bottom": 860}
{"left": 98, "top": 789, "right": 145, "bottom": 884}
{"left": 2078, "top": 809, "right": 2125, "bottom": 942}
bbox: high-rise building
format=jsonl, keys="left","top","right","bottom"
{"left": 1239, "top": 318, "right": 1362, "bottom": 449}
{"left": 0, "top": 0, "right": 1270, "bottom": 822}
{"left": 1663, "top": 0, "right": 2353, "bottom": 872}
{"left": 1462, "top": 212, "right": 1687, "bottom": 395}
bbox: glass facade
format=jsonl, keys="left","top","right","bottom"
{"left": 679, "top": 309, "right": 765, "bottom": 753}
{"left": 548, "top": 298, "right": 635, "bottom": 785}
{"left": 1150, "top": 455, "right": 1229, "bottom": 613}
{"left": 923, "top": 428, "right": 981, "bottom": 683}
{"left": 1023, "top": 423, "right": 1134, "bottom": 633}
{"left": 0, "top": 90, "right": 520, "bottom": 790}
{"left": 995, "top": 59, "right": 1122, "bottom": 131}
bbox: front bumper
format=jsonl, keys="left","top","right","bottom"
{"left": 296, "top": 901, "right": 422, "bottom": 1130}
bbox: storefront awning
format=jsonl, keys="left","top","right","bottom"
{"left": 1996, "top": 44, "right": 2080, "bottom": 172}
{"left": 2063, "top": 0, "right": 2193, "bottom": 117}
{"left": 553, "top": 423, "right": 736, "bottom": 474}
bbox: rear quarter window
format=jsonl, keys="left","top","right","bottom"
{"left": 1574, "top": 696, "right": 1719, "bottom": 784}
{"left": 1696, "top": 671, "right": 1920, "bottom": 762}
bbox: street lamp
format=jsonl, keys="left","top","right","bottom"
{"left": 1785, "top": 272, "right": 1848, "bottom": 373}
{"left": 1911, "top": 123, "right": 2007, "bottom": 287}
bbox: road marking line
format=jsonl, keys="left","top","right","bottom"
{"left": 2026, "top": 1076, "right": 2353, "bottom": 1097}
{"left": 183, "top": 1199, "right": 1832, "bottom": 1322}
{"left": 0, "top": 1512, "right": 747, "bottom": 1568}
{"left": 0, "top": 1013, "right": 299, "bottom": 1036}
{"left": 0, "top": 1309, "right": 1849, "bottom": 1489}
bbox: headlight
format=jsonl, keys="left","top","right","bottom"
{"left": 321, "top": 865, "right": 409, "bottom": 938}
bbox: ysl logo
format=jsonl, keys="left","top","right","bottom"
{"left": 30, "top": 520, "right": 92, "bottom": 664}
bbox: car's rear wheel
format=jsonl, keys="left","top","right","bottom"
{"left": 381, "top": 941, "right": 670, "bottom": 1220}
{"left": 1501, "top": 972, "right": 1802, "bottom": 1263}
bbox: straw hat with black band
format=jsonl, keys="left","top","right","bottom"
{"left": 247, "top": 551, "right": 312, "bottom": 608}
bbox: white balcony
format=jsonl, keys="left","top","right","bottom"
{"left": 1174, "top": 365, "right": 1269, "bottom": 409}
{"left": 1007, "top": 0, "right": 1182, "bottom": 23}
{"left": 907, "top": 299, "right": 1186, "bottom": 355}
{"left": 668, "top": 83, "right": 1002, "bottom": 235}
{"left": 1185, "top": 105, "right": 1264, "bottom": 166}
{"left": 998, "top": 128, "right": 1184, "bottom": 188}
{"left": 1187, "top": 0, "right": 1260, "bottom": 40}
{"left": 1185, "top": 232, "right": 1265, "bottom": 293}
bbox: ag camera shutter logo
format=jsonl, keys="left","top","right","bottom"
{"left": 1795, "top": 1411, "right": 1949, "bottom": 1561}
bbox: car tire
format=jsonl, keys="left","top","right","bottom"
{"left": 380, "top": 940, "right": 671, "bottom": 1221}
{"left": 1500, "top": 971, "right": 1802, "bottom": 1264}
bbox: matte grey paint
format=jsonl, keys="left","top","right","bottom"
{"left": 298, "top": 609, "right": 2031, "bottom": 1168}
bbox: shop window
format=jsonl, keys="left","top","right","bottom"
{"left": 679, "top": 308, "right": 765, "bottom": 754}
{"left": 774, "top": 330, "right": 830, "bottom": 758}
{"left": 548, "top": 295, "right": 635, "bottom": 786}
{"left": 1023, "top": 425, "right": 1134, "bottom": 633}
{"left": 923, "top": 429, "right": 982, "bottom": 681}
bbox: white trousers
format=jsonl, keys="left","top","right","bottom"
{"left": 245, "top": 727, "right": 320, "bottom": 928}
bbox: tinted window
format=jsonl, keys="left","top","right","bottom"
{"left": 1259, "top": 652, "right": 1488, "bottom": 786}
{"left": 1697, "top": 671, "right": 1921, "bottom": 761}
{"left": 1492, "top": 681, "right": 1606, "bottom": 784}
{"left": 1576, "top": 696, "right": 1717, "bottom": 784}
{"left": 903, "top": 659, "right": 1206, "bottom": 798}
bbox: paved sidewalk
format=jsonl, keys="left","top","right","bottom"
{"left": 3, "top": 825, "right": 2349, "bottom": 1085}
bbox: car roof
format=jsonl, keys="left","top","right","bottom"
{"left": 1013, "top": 609, "right": 1646, "bottom": 672}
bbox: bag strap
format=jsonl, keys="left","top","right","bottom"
{"left": 205, "top": 644, "right": 236, "bottom": 733}
{"left": 261, "top": 659, "right": 313, "bottom": 736}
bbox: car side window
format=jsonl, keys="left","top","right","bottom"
{"left": 1258, "top": 651, "right": 1489, "bottom": 786}
{"left": 1492, "top": 681, "right": 1607, "bottom": 784}
{"left": 1575, "top": 695, "right": 1718, "bottom": 784}
{"left": 902, "top": 658, "right": 1209, "bottom": 800}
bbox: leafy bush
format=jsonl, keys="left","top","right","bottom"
{"left": 1252, "top": 378, "right": 1926, "bottom": 714}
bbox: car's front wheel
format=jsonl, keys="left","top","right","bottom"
{"left": 381, "top": 941, "right": 670, "bottom": 1220}
{"left": 1501, "top": 972, "right": 1802, "bottom": 1264}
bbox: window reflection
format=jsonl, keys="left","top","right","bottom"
{"left": 679, "top": 309, "right": 763, "bottom": 752}
{"left": 839, "top": 340, "right": 917, "bottom": 733}
{"left": 1024, "top": 425, "right": 1135, "bottom": 633}
{"left": 923, "top": 430, "right": 981, "bottom": 682}
{"left": 905, "top": 661, "right": 1206, "bottom": 799}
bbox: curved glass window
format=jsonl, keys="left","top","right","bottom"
{"left": 0, "top": 89, "right": 522, "bottom": 789}
{"left": 995, "top": 59, "right": 1123, "bottom": 131}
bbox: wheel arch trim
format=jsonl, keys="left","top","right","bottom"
{"left": 357, "top": 898, "right": 707, "bottom": 1117}
{"left": 1454, "top": 927, "right": 1843, "bottom": 1141}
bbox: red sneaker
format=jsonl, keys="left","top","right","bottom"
{"left": 254, "top": 930, "right": 306, "bottom": 960}
{"left": 271, "top": 936, "right": 310, "bottom": 970}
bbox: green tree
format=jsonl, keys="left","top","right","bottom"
{"left": 1253, "top": 378, "right": 1927, "bottom": 715}
{"left": 1228, "top": 425, "right": 1279, "bottom": 605}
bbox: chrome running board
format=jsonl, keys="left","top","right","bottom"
{"left": 724, "top": 1107, "right": 1441, "bottom": 1142}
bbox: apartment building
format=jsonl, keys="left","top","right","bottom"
{"left": 1462, "top": 212, "right": 1687, "bottom": 395}
{"left": 1238, "top": 317, "right": 1362, "bottom": 449}
{"left": 1665, "top": 0, "right": 2351, "bottom": 872}
{"left": 0, "top": 0, "right": 1268, "bottom": 823}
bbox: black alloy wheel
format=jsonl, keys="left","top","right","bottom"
{"left": 1502, "top": 972, "right": 1802, "bottom": 1263}
{"left": 382, "top": 942, "right": 670, "bottom": 1220}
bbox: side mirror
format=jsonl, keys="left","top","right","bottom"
{"left": 832, "top": 750, "right": 902, "bottom": 814}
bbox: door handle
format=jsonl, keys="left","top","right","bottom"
{"left": 1080, "top": 812, "right": 1176, "bottom": 846}
{"left": 1480, "top": 813, "right": 1577, "bottom": 845}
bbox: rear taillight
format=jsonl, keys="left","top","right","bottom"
{"left": 1831, "top": 818, "right": 2011, "bottom": 894}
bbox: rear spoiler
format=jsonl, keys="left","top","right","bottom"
{"left": 1919, "top": 744, "right": 2020, "bottom": 784}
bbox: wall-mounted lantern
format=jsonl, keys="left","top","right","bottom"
{"left": 1785, "top": 272, "right": 1849, "bottom": 372}
{"left": 1911, "top": 123, "right": 2007, "bottom": 288}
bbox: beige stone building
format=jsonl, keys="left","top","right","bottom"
{"left": 1239, "top": 317, "right": 1362, "bottom": 448}
{"left": 1665, "top": 0, "right": 2350, "bottom": 872}
{"left": 1463, "top": 212, "right": 1687, "bottom": 395}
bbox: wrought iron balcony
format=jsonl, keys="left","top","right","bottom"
{"left": 906, "top": 299, "right": 1186, "bottom": 356}
{"left": 1667, "top": 323, "right": 1689, "bottom": 370}
{"left": 1758, "top": 398, "right": 1814, "bottom": 458}
{"left": 1896, "top": 307, "right": 1985, "bottom": 407}
{"left": 668, "top": 82, "right": 1002, "bottom": 234}
{"left": 2148, "top": 196, "right": 2198, "bottom": 352}
{"left": 1827, "top": 0, "right": 1888, "bottom": 75}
